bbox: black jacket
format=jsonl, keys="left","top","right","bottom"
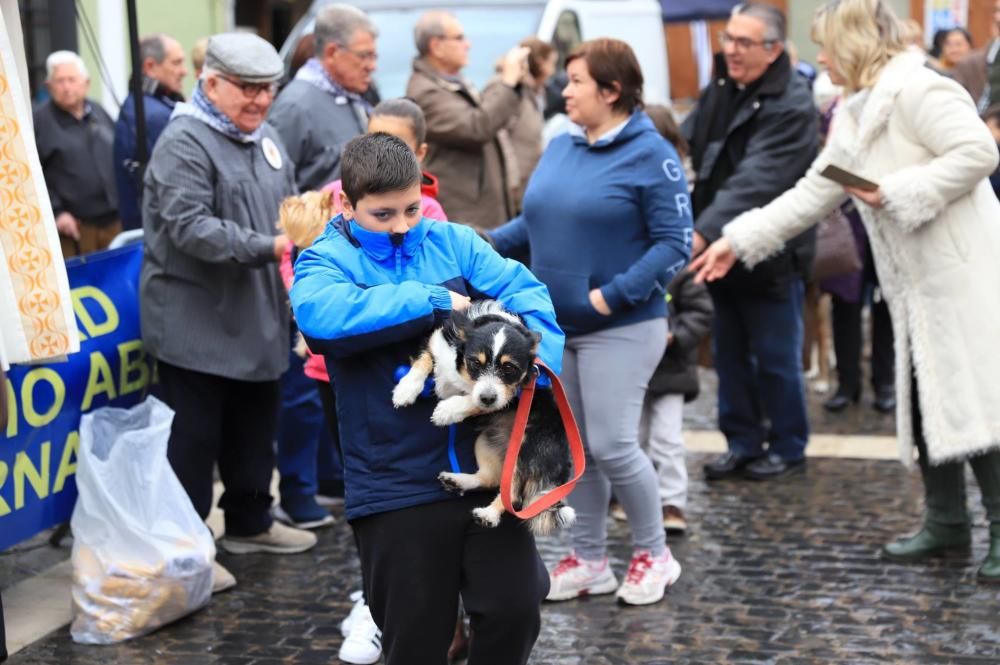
{"left": 34, "top": 99, "right": 117, "bottom": 224}
{"left": 648, "top": 271, "right": 714, "bottom": 399}
{"left": 683, "top": 52, "right": 817, "bottom": 298}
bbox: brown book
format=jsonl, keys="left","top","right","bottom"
{"left": 820, "top": 164, "right": 879, "bottom": 192}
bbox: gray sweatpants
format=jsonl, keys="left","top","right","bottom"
{"left": 562, "top": 318, "right": 668, "bottom": 560}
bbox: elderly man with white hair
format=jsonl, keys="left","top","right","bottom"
{"left": 34, "top": 50, "right": 118, "bottom": 257}
{"left": 141, "top": 32, "right": 314, "bottom": 594}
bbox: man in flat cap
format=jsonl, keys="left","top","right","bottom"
{"left": 268, "top": 3, "right": 377, "bottom": 190}
{"left": 141, "top": 32, "right": 314, "bottom": 593}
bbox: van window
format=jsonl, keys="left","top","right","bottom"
{"left": 552, "top": 10, "right": 582, "bottom": 70}
{"left": 368, "top": 5, "right": 546, "bottom": 98}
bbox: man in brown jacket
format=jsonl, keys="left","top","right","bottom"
{"left": 952, "top": 0, "right": 1000, "bottom": 111}
{"left": 406, "top": 11, "right": 528, "bottom": 229}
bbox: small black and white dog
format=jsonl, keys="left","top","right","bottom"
{"left": 392, "top": 301, "right": 575, "bottom": 535}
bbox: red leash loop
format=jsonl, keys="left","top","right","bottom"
{"left": 499, "top": 360, "right": 586, "bottom": 520}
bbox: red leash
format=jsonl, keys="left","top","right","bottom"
{"left": 499, "top": 360, "right": 586, "bottom": 519}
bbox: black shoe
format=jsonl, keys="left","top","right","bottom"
{"left": 872, "top": 385, "right": 896, "bottom": 413}
{"left": 704, "top": 452, "right": 761, "bottom": 480}
{"left": 743, "top": 453, "right": 806, "bottom": 481}
{"left": 823, "top": 389, "right": 859, "bottom": 413}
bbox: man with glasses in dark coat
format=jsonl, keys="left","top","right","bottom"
{"left": 683, "top": 2, "right": 817, "bottom": 482}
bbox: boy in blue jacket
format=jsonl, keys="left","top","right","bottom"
{"left": 290, "top": 133, "right": 564, "bottom": 665}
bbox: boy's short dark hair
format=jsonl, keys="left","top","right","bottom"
{"left": 341, "top": 133, "right": 422, "bottom": 206}
{"left": 372, "top": 98, "right": 427, "bottom": 145}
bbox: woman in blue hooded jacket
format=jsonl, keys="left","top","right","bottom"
{"left": 491, "top": 38, "right": 693, "bottom": 606}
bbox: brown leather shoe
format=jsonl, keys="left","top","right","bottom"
{"left": 663, "top": 505, "right": 687, "bottom": 535}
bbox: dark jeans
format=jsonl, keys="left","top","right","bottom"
{"left": 315, "top": 378, "right": 344, "bottom": 483}
{"left": 157, "top": 360, "right": 279, "bottom": 537}
{"left": 353, "top": 496, "right": 549, "bottom": 665}
{"left": 276, "top": 344, "right": 342, "bottom": 505}
{"left": 711, "top": 282, "right": 809, "bottom": 461}
{"left": 830, "top": 288, "right": 894, "bottom": 396}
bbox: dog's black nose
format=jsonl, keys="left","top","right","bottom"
{"left": 480, "top": 391, "right": 497, "bottom": 406}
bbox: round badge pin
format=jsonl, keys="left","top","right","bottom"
{"left": 262, "top": 137, "right": 283, "bottom": 170}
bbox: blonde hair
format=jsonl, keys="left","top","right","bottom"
{"left": 811, "top": 0, "right": 905, "bottom": 92}
{"left": 278, "top": 191, "right": 337, "bottom": 249}
{"left": 899, "top": 18, "right": 924, "bottom": 48}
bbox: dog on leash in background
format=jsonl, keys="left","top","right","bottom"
{"left": 392, "top": 301, "right": 575, "bottom": 535}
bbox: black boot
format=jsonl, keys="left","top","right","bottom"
{"left": 823, "top": 387, "right": 859, "bottom": 413}
{"left": 969, "top": 450, "right": 1000, "bottom": 583}
{"left": 872, "top": 384, "right": 896, "bottom": 413}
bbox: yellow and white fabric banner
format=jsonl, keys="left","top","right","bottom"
{"left": 0, "top": 0, "right": 80, "bottom": 369}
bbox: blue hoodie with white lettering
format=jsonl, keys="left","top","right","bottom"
{"left": 491, "top": 110, "right": 693, "bottom": 337}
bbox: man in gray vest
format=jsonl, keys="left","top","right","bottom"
{"left": 141, "top": 33, "right": 315, "bottom": 593}
{"left": 268, "top": 3, "right": 377, "bottom": 190}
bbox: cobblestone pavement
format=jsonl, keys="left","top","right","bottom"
{"left": 0, "top": 368, "right": 896, "bottom": 596}
{"left": 11, "top": 452, "right": 1000, "bottom": 665}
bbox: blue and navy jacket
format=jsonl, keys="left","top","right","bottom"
{"left": 114, "top": 88, "right": 179, "bottom": 231}
{"left": 491, "top": 111, "right": 693, "bottom": 337}
{"left": 290, "top": 216, "right": 564, "bottom": 520}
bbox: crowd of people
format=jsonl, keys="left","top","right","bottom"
{"left": 21, "top": 0, "right": 1000, "bottom": 663}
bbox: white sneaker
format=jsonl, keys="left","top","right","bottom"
{"left": 340, "top": 590, "right": 365, "bottom": 637}
{"left": 339, "top": 597, "right": 382, "bottom": 664}
{"left": 615, "top": 549, "right": 681, "bottom": 606}
{"left": 545, "top": 552, "right": 619, "bottom": 601}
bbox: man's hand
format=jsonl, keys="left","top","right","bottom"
{"left": 689, "top": 237, "right": 737, "bottom": 284}
{"left": 589, "top": 288, "right": 612, "bottom": 316}
{"left": 449, "top": 291, "right": 472, "bottom": 311}
{"left": 55, "top": 212, "right": 80, "bottom": 240}
{"left": 273, "top": 234, "right": 290, "bottom": 260}
{"left": 844, "top": 186, "right": 883, "bottom": 209}
{"left": 691, "top": 231, "right": 707, "bottom": 257}
{"left": 501, "top": 46, "right": 530, "bottom": 87}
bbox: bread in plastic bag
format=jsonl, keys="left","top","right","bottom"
{"left": 70, "top": 396, "right": 215, "bottom": 644}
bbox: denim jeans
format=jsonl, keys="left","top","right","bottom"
{"left": 710, "top": 281, "right": 809, "bottom": 461}
{"left": 276, "top": 337, "right": 342, "bottom": 504}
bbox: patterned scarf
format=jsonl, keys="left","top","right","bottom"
{"left": 295, "top": 57, "right": 373, "bottom": 116}
{"left": 170, "top": 82, "right": 262, "bottom": 143}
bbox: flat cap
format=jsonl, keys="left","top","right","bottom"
{"left": 205, "top": 32, "right": 284, "bottom": 83}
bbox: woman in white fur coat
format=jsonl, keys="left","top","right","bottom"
{"left": 691, "top": 0, "right": 1000, "bottom": 583}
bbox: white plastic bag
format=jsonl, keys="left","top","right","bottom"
{"left": 70, "top": 396, "right": 215, "bottom": 644}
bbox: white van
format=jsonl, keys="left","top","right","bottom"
{"left": 280, "top": 0, "right": 670, "bottom": 103}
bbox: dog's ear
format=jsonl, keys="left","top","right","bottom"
{"left": 528, "top": 330, "right": 542, "bottom": 354}
{"left": 445, "top": 309, "right": 471, "bottom": 342}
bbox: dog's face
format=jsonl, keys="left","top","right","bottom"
{"left": 451, "top": 314, "right": 541, "bottom": 411}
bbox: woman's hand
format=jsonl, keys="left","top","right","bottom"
{"left": 844, "top": 186, "right": 883, "bottom": 208}
{"left": 589, "top": 288, "right": 612, "bottom": 316}
{"left": 689, "top": 237, "right": 738, "bottom": 284}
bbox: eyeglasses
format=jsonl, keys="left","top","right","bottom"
{"left": 217, "top": 75, "right": 277, "bottom": 99}
{"left": 718, "top": 32, "right": 775, "bottom": 51}
{"left": 436, "top": 33, "right": 467, "bottom": 43}
{"left": 339, "top": 46, "right": 378, "bottom": 62}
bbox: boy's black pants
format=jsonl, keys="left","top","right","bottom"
{"left": 353, "top": 495, "right": 550, "bottom": 665}
{"left": 156, "top": 360, "right": 280, "bottom": 537}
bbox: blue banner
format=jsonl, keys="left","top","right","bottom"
{"left": 0, "top": 243, "right": 151, "bottom": 550}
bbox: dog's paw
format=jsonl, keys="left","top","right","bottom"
{"left": 392, "top": 373, "right": 425, "bottom": 408}
{"left": 556, "top": 504, "right": 577, "bottom": 528}
{"left": 438, "top": 471, "right": 465, "bottom": 494}
{"left": 431, "top": 396, "right": 470, "bottom": 426}
{"left": 472, "top": 506, "right": 501, "bottom": 528}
